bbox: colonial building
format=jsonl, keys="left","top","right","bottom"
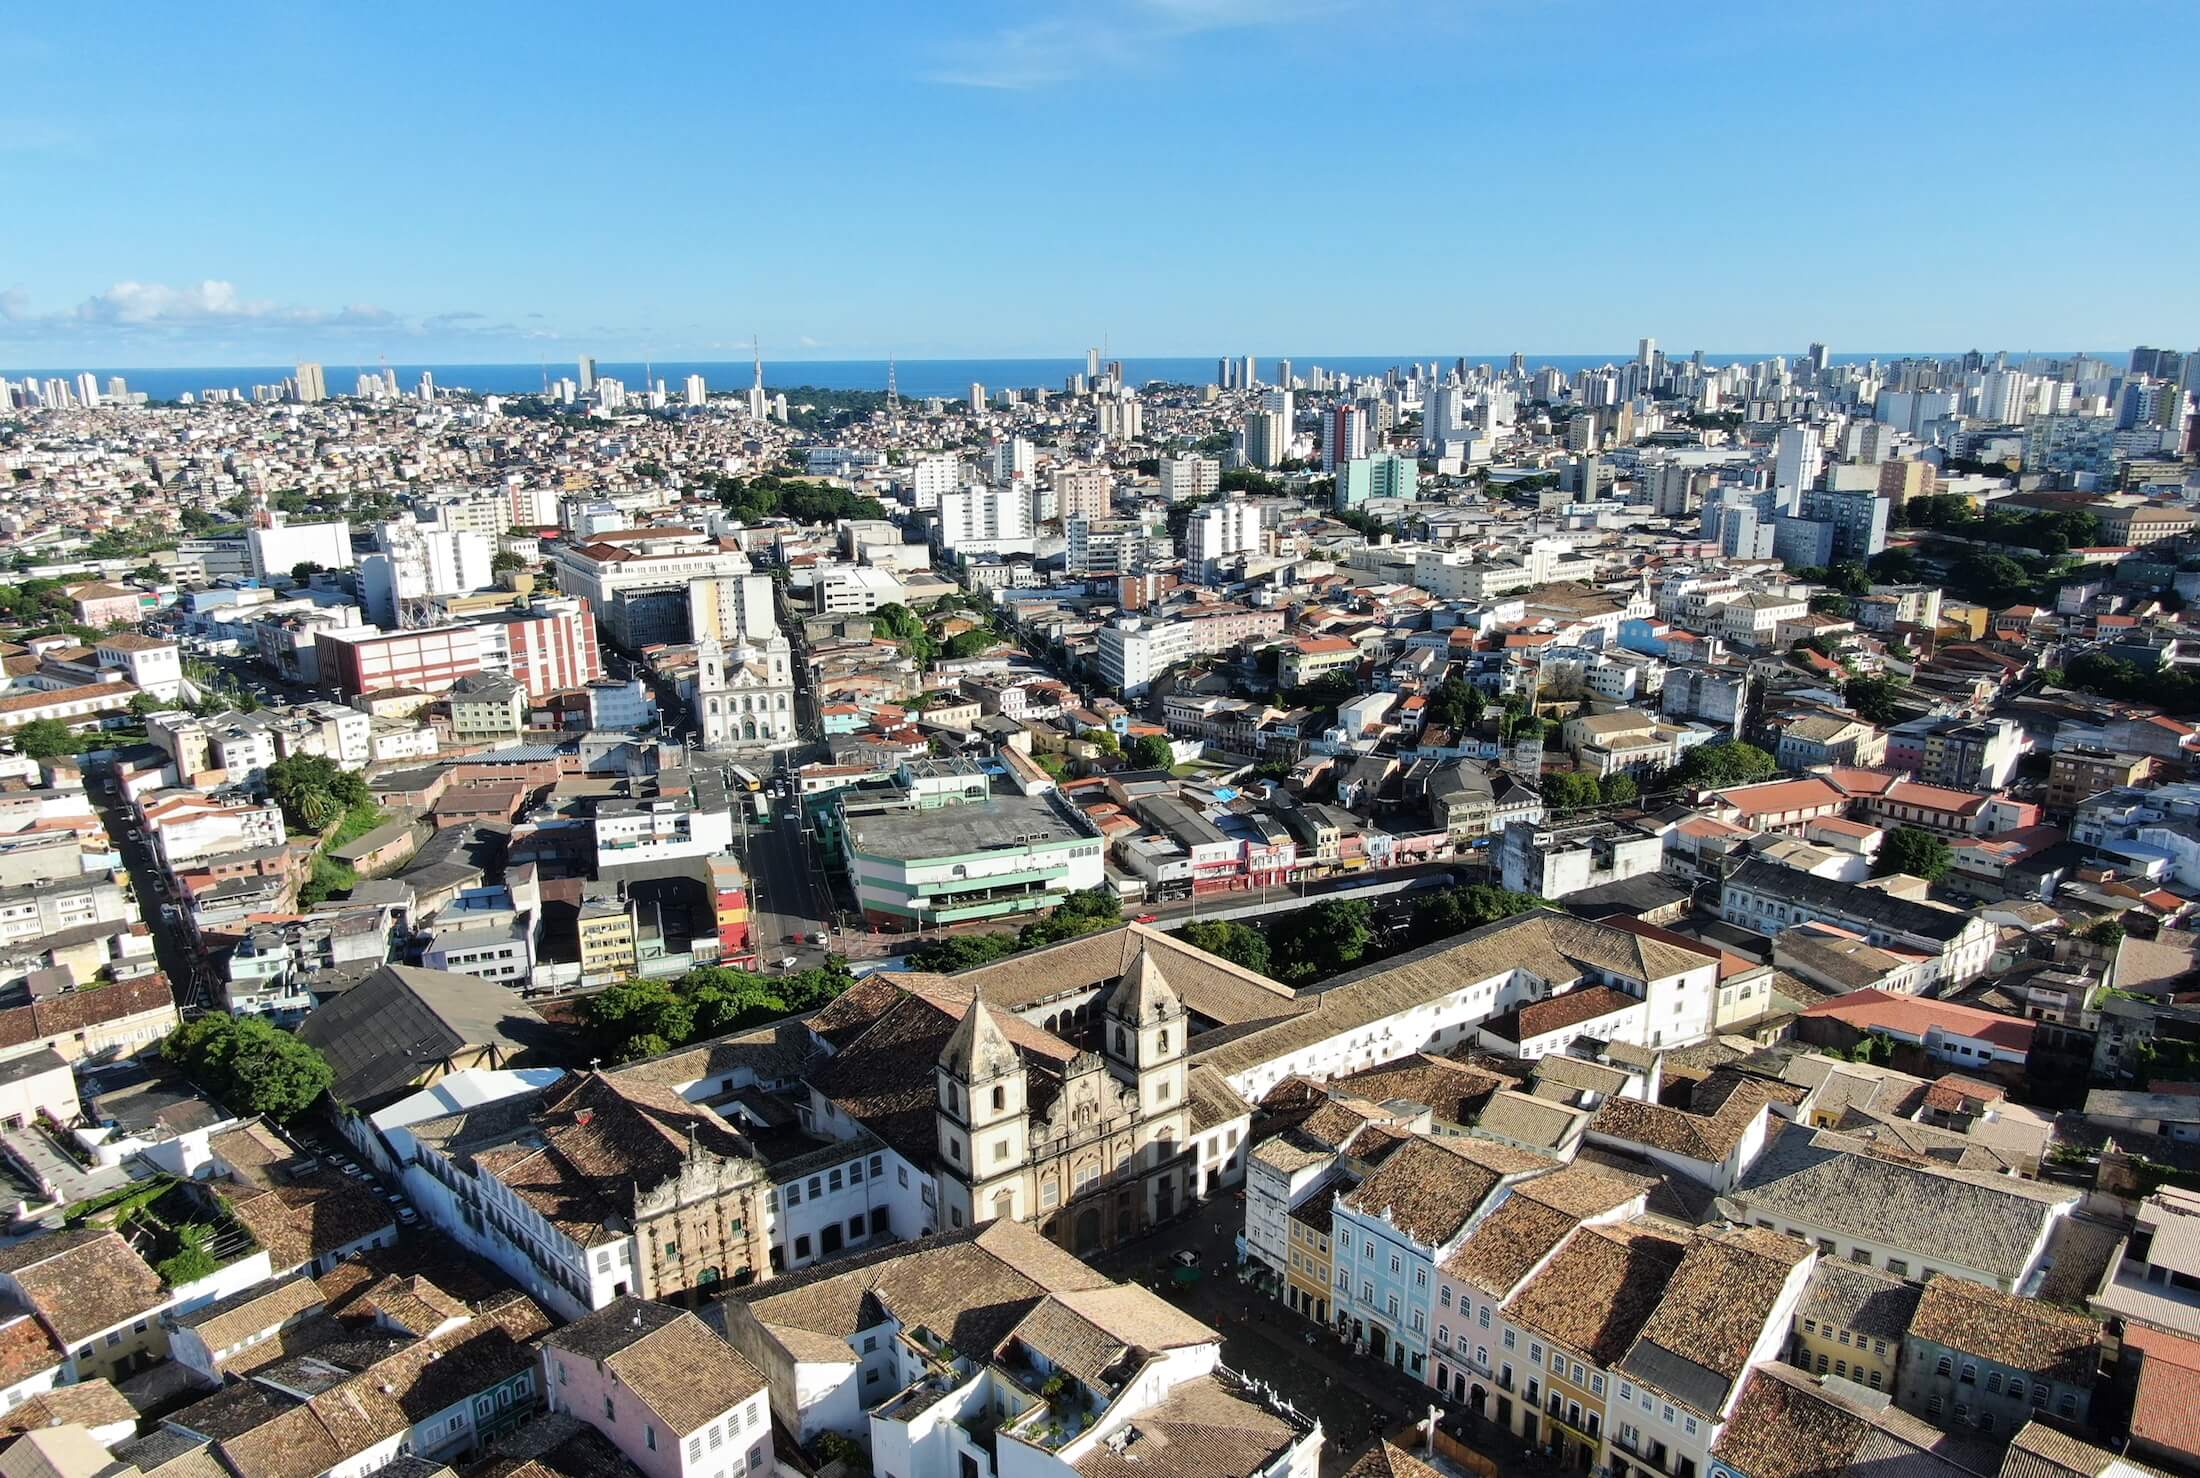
{"left": 695, "top": 632, "right": 796, "bottom": 749}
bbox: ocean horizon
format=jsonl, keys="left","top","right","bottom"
{"left": 2, "top": 351, "right": 2117, "bottom": 405}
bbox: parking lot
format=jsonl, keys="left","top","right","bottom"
{"left": 1089, "top": 1201, "right": 1550, "bottom": 1478}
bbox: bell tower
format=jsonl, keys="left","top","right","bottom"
{"left": 1104, "top": 948, "right": 1187, "bottom": 1125}
{"left": 934, "top": 1000, "right": 1028, "bottom": 1231}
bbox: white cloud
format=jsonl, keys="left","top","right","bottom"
{"left": 0, "top": 278, "right": 535, "bottom": 345}
{"left": 925, "top": 0, "right": 1335, "bottom": 89}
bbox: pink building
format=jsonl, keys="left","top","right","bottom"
{"left": 542, "top": 1297, "right": 771, "bottom": 1478}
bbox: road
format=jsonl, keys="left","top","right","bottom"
{"left": 737, "top": 804, "right": 833, "bottom": 970}
{"left": 1091, "top": 1201, "right": 1551, "bottom": 1478}
{"left": 88, "top": 778, "right": 212, "bottom": 1012}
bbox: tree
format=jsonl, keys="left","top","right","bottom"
{"left": 1865, "top": 548, "right": 1922, "bottom": 583}
{"left": 1949, "top": 552, "right": 2035, "bottom": 607}
{"left": 1424, "top": 678, "right": 1486, "bottom": 734}
{"left": 1844, "top": 676, "right": 1907, "bottom": 725}
{"left": 1540, "top": 771, "right": 1601, "bottom": 813}
{"left": 1599, "top": 772, "right": 1639, "bottom": 806}
{"left": 1673, "top": 741, "right": 1776, "bottom": 789}
{"left": 1267, "top": 899, "right": 1374, "bottom": 984}
{"left": 1826, "top": 561, "right": 1873, "bottom": 596}
{"left": 1406, "top": 883, "right": 1544, "bottom": 946}
{"left": 266, "top": 753, "right": 370, "bottom": 832}
{"left": 13, "top": 719, "right": 82, "bottom": 760}
{"left": 1809, "top": 592, "right": 1853, "bottom": 618}
{"left": 1085, "top": 728, "right": 1122, "bottom": 758}
{"left": 1129, "top": 734, "right": 1176, "bottom": 770}
{"left": 290, "top": 560, "right": 324, "bottom": 583}
{"left": 942, "top": 629, "right": 998, "bottom": 660}
{"left": 2081, "top": 916, "right": 2127, "bottom": 949}
{"left": 1018, "top": 887, "right": 1121, "bottom": 949}
{"left": 1874, "top": 826, "right": 1952, "bottom": 882}
{"left": 1177, "top": 920, "right": 1271, "bottom": 977}
{"left": 906, "top": 932, "right": 1024, "bottom": 972}
{"left": 126, "top": 692, "right": 169, "bottom": 718}
{"left": 162, "top": 1014, "right": 334, "bottom": 1121}
{"left": 490, "top": 550, "right": 527, "bottom": 577}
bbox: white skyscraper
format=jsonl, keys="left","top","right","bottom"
{"left": 989, "top": 437, "right": 1036, "bottom": 488}
{"left": 1086, "top": 347, "right": 1101, "bottom": 380}
{"left": 1773, "top": 426, "right": 1823, "bottom": 503}
{"left": 747, "top": 342, "right": 768, "bottom": 420}
{"left": 74, "top": 372, "right": 101, "bottom": 409}
{"left": 1185, "top": 499, "right": 1263, "bottom": 572}
{"left": 577, "top": 357, "right": 597, "bottom": 393}
{"left": 684, "top": 374, "right": 708, "bottom": 408}
{"left": 968, "top": 382, "right": 986, "bottom": 414}
{"left": 1637, "top": 337, "right": 1657, "bottom": 367}
{"left": 936, "top": 485, "right": 1033, "bottom": 550}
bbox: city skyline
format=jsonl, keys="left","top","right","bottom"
{"left": 3, "top": 0, "right": 2197, "bottom": 363}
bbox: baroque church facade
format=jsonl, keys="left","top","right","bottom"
{"left": 932, "top": 952, "right": 1192, "bottom": 1256}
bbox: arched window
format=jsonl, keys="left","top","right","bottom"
{"left": 1936, "top": 1356, "right": 1953, "bottom": 1377}
{"left": 991, "top": 1085, "right": 1005, "bottom": 1112}
{"left": 1156, "top": 1029, "right": 1168, "bottom": 1054}
{"left": 1114, "top": 1027, "right": 1127, "bottom": 1056}
{"left": 946, "top": 1084, "right": 960, "bottom": 1115}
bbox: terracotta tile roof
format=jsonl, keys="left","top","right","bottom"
{"left": 1503, "top": 1220, "right": 1688, "bottom": 1365}
{"left": 1073, "top": 1373, "right": 1304, "bottom": 1478}
{"left": 0, "top": 1228, "right": 165, "bottom": 1345}
{"left": 1342, "top": 1136, "right": 1554, "bottom": 1247}
{"left": 0, "top": 1377, "right": 134, "bottom": 1438}
{"left": 1587, "top": 1078, "right": 1778, "bottom": 1164}
{"left": 1714, "top": 777, "right": 1848, "bottom": 816}
{"left": 1907, "top": 1274, "right": 2098, "bottom": 1386}
{"left": 546, "top": 1298, "right": 765, "bottom": 1435}
{"left": 0, "top": 1311, "right": 63, "bottom": 1386}
{"left": 1710, "top": 1363, "right": 1972, "bottom": 1478}
{"left": 1442, "top": 1165, "right": 1644, "bottom": 1297}
{"left": 2122, "top": 1323, "right": 2200, "bottom": 1462}
{"left": 1340, "top": 1441, "right": 1448, "bottom": 1478}
{"left": 1802, "top": 987, "right": 2035, "bottom": 1054}
{"left": 1481, "top": 985, "right": 1640, "bottom": 1046}
{"left": 1619, "top": 1226, "right": 1816, "bottom": 1417}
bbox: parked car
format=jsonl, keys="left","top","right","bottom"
{"left": 775, "top": 956, "right": 798, "bottom": 970}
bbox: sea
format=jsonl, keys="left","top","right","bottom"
{"left": 1, "top": 352, "right": 2108, "bottom": 405}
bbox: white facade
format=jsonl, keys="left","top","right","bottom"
{"left": 936, "top": 485, "right": 1033, "bottom": 552}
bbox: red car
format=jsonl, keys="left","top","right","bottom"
{"left": 1134, "top": 912, "right": 1160, "bottom": 924}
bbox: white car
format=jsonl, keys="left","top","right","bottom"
{"left": 775, "top": 956, "right": 799, "bottom": 970}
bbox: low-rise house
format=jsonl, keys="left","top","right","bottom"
{"left": 1786, "top": 1260, "right": 1921, "bottom": 1396}
{"left": 1897, "top": 1274, "right": 2099, "bottom": 1435}
{"left": 1722, "top": 1120, "right": 2078, "bottom": 1293}
{"left": 540, "top": 1297, "right": 771, "bottom": 1478}
{"left": 1709, "top": 1362, "right": 1979, "bottom": 1478}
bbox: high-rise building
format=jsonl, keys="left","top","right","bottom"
{"left": 1242, "top": 354, "right": 1257, "bottom": 390}
{"left": 74, "top": 372, "right": 101, "bottom": 409}
{"left": 1637, "top": 337, "right": 1657, "bottom": 367}
{"left": 1217, "top": 357, "right": 1235, "bottom": 391}
{"left": 1086, "top": 347, "right": 1101, "bottom": 380}
{"left": 1054, "top": 467, "right": 1112, "bottom": 524}
{"left": 578, "top": 357, "right": 597, "bottom": 393}
{"left": 1773, "top": 426, "right": 1823, "bottom": 502}
{"left": 294, "top": 363, "right": 326, "bottom": 404}
{"left": 684, "top": 374, "right": 708, "bottom": 408}
{"left": 936, "top": 485, "right": 1033, "bottom": 550}
{"left": 1159, "top": 456, "right": 1221, "bottom": 502}
{"left": 968, "top": 382, "right": 986, "bottom": 414}
{"left": 1185, "top": 499, "right": 1263, "bottom": 572}
{"left": 1096, "top": 397, "right": 1143, "bottom": 440}
{"left": 1320, "top": 405, "right": 1367, "bottom": 473}
{"left": 989, "top": 437, "right": 1035, "bottom": 488}
{"left": 1243, "top": 410, "right": 1288, "bottom": 469}
{"left": 1807, "top": 342, "right": 1831, "bottom": 378}
{"left": 1276, "top": 358, "right": 1293, "bottom": 387}
{"left": 104, "top": 376, "right": 128, "bottom": 401}
{"left": 1335, "top": 453, "right": 1418, "bottom": 508}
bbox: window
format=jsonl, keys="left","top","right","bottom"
{"left": 1868, "top": 1371, "right": 1882, "bottom": 1390}
{"left": 1885, "top": 1259, "right": 1908, "bottom": 1277}
{"left": 795, "top": 1236, "right": 812, "bottom": 1259}
{"left": 1684, "top": 1417, "right": 1698, "bottom": 1437}
{"left": 1817, "top": 1354, "right": 1830, "bottom": 1374}
{"left": 808, "top": 1176, "right": 823, "bottom": 1198}
{"left": 1838, "top": 1330, "right": 1851, "bottom": 1346}
{"left": 710, "top": 1425, "right": 725, "bottom": 1449}
{"left": 1928, "top": 1396, "right": 1943, "bottom": 1416}
{"left": 850, "top": 1161, "right": 864, "bottom": 1184}
{"left": 2031, "top": 1385, "right": 2048, "bottom": 1407}
{"left": 1391, "top": 1254, "right": 1402, "bottom": 1274}
{"left": 871, "top": 1155, "right": 884, "bottom": 1177}
{"left": 1591, "top": 1375, "right": 1604, "bottom": 1397}
{"left": 1438, "top": 1324, "right": 1450, "bottom": 1346}
{"left": 2058, "top": 1396, "right": 2077, "bottom": 1419}
{"left": 557, "top": 1360, "right": 567, "bottom": 1385}
{"left": 1849, "top": 1248, "right": 1872, "bottom": 1266}
{"left": 1954, "top": 1403, "right": 1969, "bottom": 1423}
{"left": 1411, "top": 1311, "right": 1425, "bottom": 1333}
{"left": 1980, "top": 1413, "right": 1995, "bottom": 1434}
{"left": 948, "top": 1139, "right": 961, "bottom": 1162}
{"left": 1479, "top": 1307, "right": 1491, "bottom": 1329}
{"left": 1441, "top": 1287, "right": 1453, "bottom": 1308}
{"left": 1936, "top": 1356, "right": 1953, "bottom": 1377}
{"left": 1620, "top": 1382, "right": 1633, "bottom": 1402}
{"left": 991, "top": 1085, "right": 1005, "bottom": 1111}
{"left": 1662, "top": 1404, "right": 1674, "bottom": 1424}
{"left": 645, "top": 1425, "right": 656, "bottom": 1452}
{"left": 785, "top": 1182, "right": 802, "bottom": 1207}
{"left": 1531, "top": 1343, "right": 1543, "bottom": 1363}
{"left": 689, "top": 1438, "right": 703, "bottom": 1463}
{"left": 1504, "top": 1329, "right": 1516, "bottom": 1350}
{"left": 1802, "top": 1319, "right": 1817, "bottom": 1334}
{"left": 1387, "top": 1294, "right": 1400, "bottom": 1319}
{"left": 1415, "top": 1268, "right": 1427, "bottom": 1288}
{"left": 1959, "top": 1362, "right": 1977, "bottom": 1385}
{"left": 1986, "top": 1372, "right": 2002, "bottom": 1395}
{"left": 2008, "top": 1380, "right": 2026, "bottom": 1403}
{"left": 605, "top": 1397, "right": 617, "bottom": 1421}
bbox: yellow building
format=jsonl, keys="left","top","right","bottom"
{"left": 1285, "top": 1180, "right": 1343, "bottom": 1326}
{"left": 1500, "top": 1221, "right": 1690, "bottom": 1473}
{"left": 1789, "top": 1262, "right": 1917, "bottom": 1395}
{"left": 578, "top": 893, "right": 637, "bottom": 980}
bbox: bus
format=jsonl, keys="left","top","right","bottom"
{"left": 728, "top": 764, "right": 762, "bottom": 793}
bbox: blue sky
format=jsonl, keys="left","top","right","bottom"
{"left": 3, "top": 0, "right": 2195, "bottom": 366}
